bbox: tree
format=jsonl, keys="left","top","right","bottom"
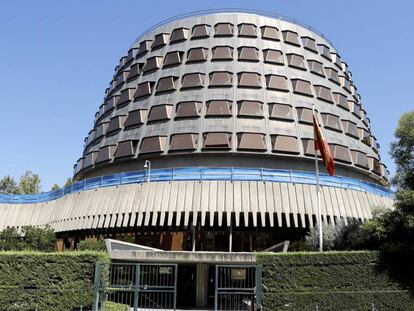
{"left": 0, "top": 226, "right": 55, "bottom": 251}
{"left": 18, "top": 170, "right": 41, "bottom": 194}
{"left": 0, "top": 175, "right": 19, "bottom": 194}
{"left": 51, "top": 184, "right": 60, "bottom": 191}
{"left": 64, "top": 177, "right": 74, "bottom": 188}
{"left": 305, "top": 222, "right": 344, "bottom": 251}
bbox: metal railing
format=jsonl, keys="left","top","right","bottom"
{"left": 0, "top": 167, "right": 393, "bottom": 204}
{"left": 129, "top": 9, "right": 336, "bottom": 50}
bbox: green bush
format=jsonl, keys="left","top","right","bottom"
{"left": 77, "top": 239, "right": 107, "bottom": 251}
{"left": 0, "top": 226, "right": 55, "bottom": 252}
{"left": 0, "top": 251, "right": 109, "bottom": 311}
{"left": 257, "top": 251, "right": 414, "bottom": 310}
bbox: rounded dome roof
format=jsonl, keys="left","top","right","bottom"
{"left": 74, "top": 11, "right": 388, "bottom": 186}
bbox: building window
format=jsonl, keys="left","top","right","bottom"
{"left": 271, "top": 135, "right": 299, "bottom": 154}
{"left": 191, "top": 24, "right": 211, "bottom": 39}
{"left": 134, "top": 81, "right": 154, "bottom": 100}
{"left": 291, "top": 79, "right": 313, "bottom": 97}
{"left": 151, "top": 33, "right": 170, "bottom": 50}
{"left": 175, "top": 101, "right": 202, "bottom": 119}
{"left": 127, "top": 63, "right": 144, "bottom": 81}
{"left": 187, "top": 47, "right": 208, "bottom": 63}
{"left": 212, "top": 46, "right": 233, "bottom": 61}
{"left": 330, "top": 144, "right": 352, "bottom": 163}
{"left": 214, "top": 23, "right": 234, "bottom": 37}
{"left": 314, "top": 85, "right": 333, "bottom": 103}
{"left": 137, "top": 40, "right": 152, "bottom": 58}
{"left": 341, "top": 120, "right": 358, "bottom": 138}
{"left": 237, "top": 100, "right": 263, "bottom": 118}
{"left": 287, "top": 53, "right": 306, "bottom": 70}
{"left": 238, "top": 46, "right": 259, "bottom": 62}
{"left": 317, "top": 44, "right": 331, "bottom": 60}
{"left": 268, "top": 103, "right": 293, "bottom": 121}
{"left": 203, "top": 132, "right": 232, "bottom": 149}
{"left": 282, "top": 30, "right": 300, "bottom": 46}
{"left": 118, "top": 88, "right": 135, "bottom": 106}
{"left": 169, "top": 133, "right": 198, "bottom": 151}
{"left": 350, "top": 150, "right": 369, "bottom": 169}
{"left": 205, "top": 100, "right": 232, "bottom": 117}
{"left": 301, "top": 37, "right": 317, "bottom": 52}
{"left": 163, "top": 51, "right": 184, "bottom": 68}
{"left": 96, "top": 145, "right": 116, "bottom": 164}
{"left": 237, "top": 133, "right": 266, "bottom": 151}
{"left": 265, "top": 75, "right": 288, "bottom": 91}
{"left": 115, "top": 140, "right": 137, "bottom": 159}
{"left": 124, "top": 109, "right": 147, "bottom": 127}
{"left": 181, "top": 73, "right": 205, "bottom": 89}
{"left": 307, "top": 60, "right": 325, "bottom": 77}
{"left": 209, "top": 72, "right": 233, "bottom": 88}
{"left": 170, "top": 27, "right": 189, "bottom": 43}
{"left": 263, "top": 49, "right": 283, "bottom": 65}
{"left": 238, "top": 23, "right": 257, "bottom": 37}
{"left": 237, "top": 72, "right": 261, "bottom": 88}
{"left": 325, "top": 67, "right": 340, "bottom": 84}
{"left": 147, "top": 105, "right": 173, "bottom": 122}
{"left": 333, "top": 92, "right": 349, "bottom": 111}
{"left": 95, "top": 122, "right": 109, "bottom": 139}
{"left": 321, "top": 113, "right": 342, "bottom": 132}
{"left": 296, "top": 107, "right": 313, "bottom": 124}
{"left": 140, "top": 136, "right": 167, "bottom": 154}
{"left": 107, "top": 115, "right": 126, "bottom": 134}
{"left": 155, "top": 76, "right": 178, "bottom": 94}
{"left": 261, "top": 26, "right": 279, "bottom": 41}
{"left": 143, "top": 56, "right": 163, "bottom": 73}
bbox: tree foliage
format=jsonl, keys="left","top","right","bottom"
{"left": 0, "top": 175, "right": 19, "bottom": 194}
{"left": 18, "top": 170, "right": 41, "bottom": 194}
{"left": 51, "top": 184, "right": 60, "bottom": 191}
{"left": 76, "top": 239, "right": 107, "bottom": 251}
{"left": 0, "top": 226, "right": 55, "bottom": 252}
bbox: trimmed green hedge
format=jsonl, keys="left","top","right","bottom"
{"left": 257, "top": 251, "right": 414, "bottom": 310}
{"left": 0, "top": 251, "right": 109, "bottom": 311}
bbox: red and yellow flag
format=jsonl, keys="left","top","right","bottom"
{"left": 313, "top": 112, "right": 335, "bottom": 176}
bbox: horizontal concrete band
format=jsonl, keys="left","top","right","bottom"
{"left": 0, "top": 180, "right": 393, "bottom": 232}
{"left": 0, "top": 167, "right": 393, "bottom": 204}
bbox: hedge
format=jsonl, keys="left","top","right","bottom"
{"left": 0, "top": 251, "right": 109, "bottom": 311}
{"left": 256, "top": 251, "right": 414, "bottom": 310}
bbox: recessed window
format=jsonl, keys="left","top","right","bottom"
{"left": 296, "top": 107, "right": 313, "bottom": 124}
{"left": 282, "top": 30, "right": 300, "bottom": 46}
{"left": 191, "top": 24, "right": 211, "bottom": 39}
{"left": 214, "top": 23, "right": 234, "bottom": 37}
{"left": 96, "top": 145, "right": 116, "bottom": 164}
{"left": 330, "top": 53, "right": 342, "bottom": 69}
{"left": 143, "top": 56, "right": 163, "bottom": 73}
{"left": 358, "top": 127, "right": 371, "bottom": 146}
{"left": 187, "top": 47, "right": 208, "bottom": 63}
{"left": 291, "top": 79, "right": 313, "bottom": 97}
{"left": 341, "top": 120, "right": 358, "bottom": 138}
{"left": 321, "top": 113, "right": 342, "bottom": 132}
{"left": 308, "top": 60, "right": 325, "bottom": 77}
{"left": 83, "top": 151, "right": 98, "bottom": 168}
{"left": 314, "top": 85, "right": 333, "bottom": 103}
{"left": 237, "top": 72, "right": 261, "bottom": 88}
{"left": 163, "top": 51, "right": 183, "bottom": 68}
{"left": 368, "top": 156, "right": 381, "bottom": 175}
{"left": 155, "top": 76, "right": 178, "bottom": 94}
{"left": 350, "top": 150, "right": 369, "bottom": 169}
{"left": 261, "top": 26, "right": 279, "bottom": 41}
{"left": 238, "top": 47, "right": 259, "bottom": 62}
{"left": 333, "top": 92, "right": 349, "bottom": 111}
{"left": 212, "top": 46, "right": 233, "bottom": 61}
{"left": 107, "top": 115, "right": 126, "bottom": 134}
{"left": 325, "top": 67, "right": 340, "bottom": 84}
{"left": 118, "top": 88, "right": 135, "bottom": 106}
{"left": 170, "top": 27, "right": 189, "bottom": 43}
{"left": 169, "top": 133, "right": 198, "bottom": 151}
{"left": 330, "top": 144, "right": 352, "bottom": 163}
{"left": 124, "top": 109, "right": 147, "bottom": 127}
{"left": 339, "top": 75, "right": 351, "bottom": 93}
{"left": 181, "top": 73, "right": 205, "bottom": 89}
{"left": 271, "top": 135, "right": 299, "bottom": 154}
{"left": 238, "top": 101, "right": 263, "bottom": 118}
{"left": 95, "top": 122, "right": 109, "bottom": 139}
{"left": 238, "top": 23, "right": 257, "bottom": 37}
{"left": 263, "top": 49, "right": 283, "bottom": 65}
{"left": 265, "top": 75, "right": 288, "bottom": 91}
{"left": 152, "top": 33, "right": 170, "bottom": 50}
{"left": 301, "top": 37, "right": 317, "bottom": 52}
{"left": 85, "top": 129, "right": 96, "bottom": 146}
{"left": 105, "top": 95, "right": 119, "bottom": 111}
{"left": 237, "top": 133, "right": 266, "bottom": 151}
{"left": 317, "top": 44, "right": 331, "bottom": 60}
{"left": 203, "top": 132, "right": 232, "bottom": 149}
{"left": 137, "top": 40, "right": 152, "bottom": 58}
{"left": 140, "top": 136, "right": 167, "bottom": 154}
{"left": 302, "top": 139, "right": 318, "bottom": 156}
{"left": 126, "top": 48, "right": 138, "bottom": 64}
{"left": 209, "top": 72, "right": 233, "bottom": 88}
{"left": 349, "top": 100, "right": 361, "bottom": 118}
{"left": 147, "top": 105, "right": 173, "bottom": 122}
{"left": 74, "top": 158, "right": 83, "bottom": 174}
{"left": 115, "top": 70, "right": 129, "bottom": 88}
{"left": 115, "top": 140, "right": 137, "bottom": 159}
{"left": 127, "top": 63, "right": 144, "bottom": 81}
{"left": 268, "top": 103, "right": 293, "bottom": 121}
{"left": 287, "top": 53, "right": 306, "bottom": 70}
{"left": 134, "top": 81, "right": 154, "bottom": 100}
{"left": 175, "top": 101, "right": 202, "bottom": 119}
{"left": 205, "top": 100, "right": 232, "bottom": 117}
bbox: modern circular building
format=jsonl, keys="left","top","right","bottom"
{"left": 0, "top": 10, "right": 392, "bottom": 252}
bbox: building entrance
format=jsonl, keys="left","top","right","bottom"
{"left": 176, "top": 264, "right": 197, "bottom": 308}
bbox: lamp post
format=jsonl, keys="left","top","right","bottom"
{"left": 144, "top": 160, "right": 151, "bottom": 183}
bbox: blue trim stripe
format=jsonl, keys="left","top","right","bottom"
{"left": 0, "top": 167, "right": 393, "bottom": 204}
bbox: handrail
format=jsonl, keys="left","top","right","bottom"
{"left": 0, "top": 167, "right": 393, "bottom": 204}
{"left": 129, "top": 8, "right": 336, "bottom": 51}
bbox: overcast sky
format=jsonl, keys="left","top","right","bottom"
{"left": 0, "top": 0, "right": 413, "bottom": 191}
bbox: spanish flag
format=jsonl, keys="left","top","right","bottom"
{"left": 313, "top": 112, "right": 335, "bottom": 176}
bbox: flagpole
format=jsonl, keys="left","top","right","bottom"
{"left": 312, "top": 103, "right": 323, "bottom": 252}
